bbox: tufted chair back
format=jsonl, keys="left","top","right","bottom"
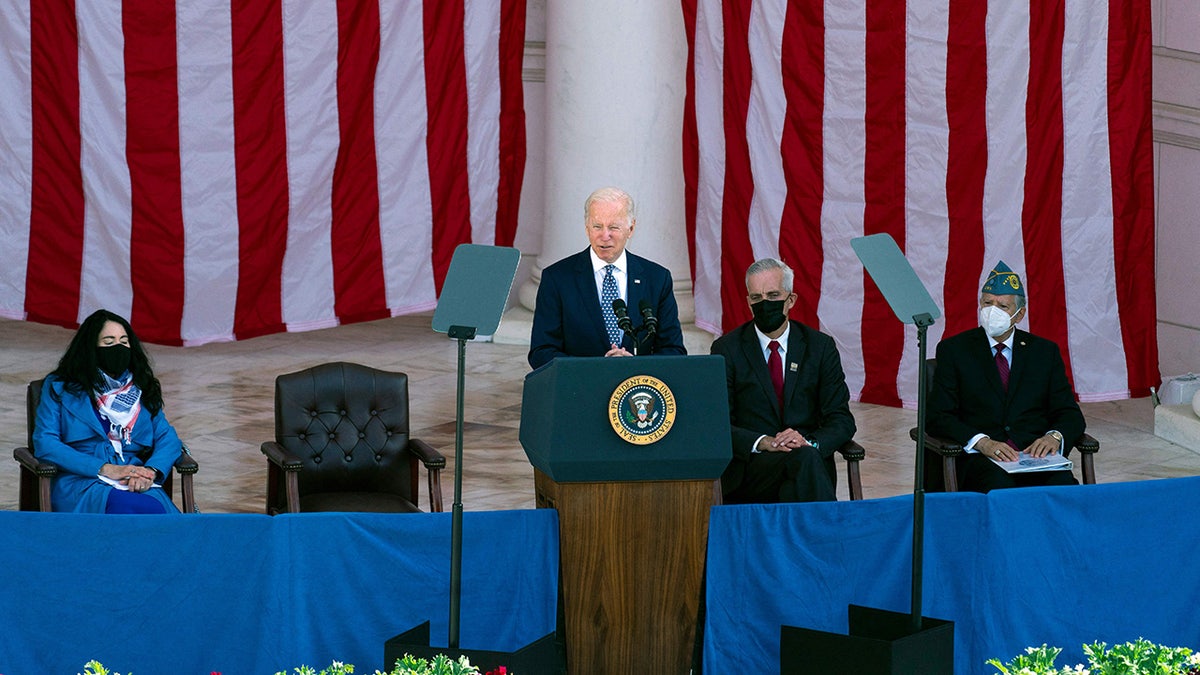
{"left": 266, "top": 362, "right": 444, "bottom": 514}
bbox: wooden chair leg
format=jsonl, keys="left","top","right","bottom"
{"left": 847, "top": 460, "right": 863, "bottom": 501}
{"left": 38, "top": 475, "right": 52, "bottom": 512}
{"left": 284, "top": 471, "right": 301, "bottom": 513}
{"left": 1081, "top": 453, "right": 1096, "bottom": 485}
{"left": 943, "top": 456, "right": 959, "bottom": 492}
{"left": 181, "top": 473, "right": 196, "bottom": 513}
{"left": 427, "top": 469, "right": 444, "bottom": 513}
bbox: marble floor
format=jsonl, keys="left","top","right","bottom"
{"left": 2, "top": 313, "right": 1198, "bottom": 513}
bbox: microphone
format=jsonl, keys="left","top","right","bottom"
{"left": 638, "top": 300, "right": 658, "bottom": 337}
{"left": 612, "top": 298, "right": 634, "bottom": 335}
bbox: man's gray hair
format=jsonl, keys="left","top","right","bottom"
{"left": 980, "top": 292, "right": 1026, "bottom": 313}
{"left": 745, "top": 258, "right": 795, "bottom": 291}
{"left": 584, "top": 187, "right": 635, "bottom": 225}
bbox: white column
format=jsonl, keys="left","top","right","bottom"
{"left": 497, "top": 1, "right": 703, "bottom": 348}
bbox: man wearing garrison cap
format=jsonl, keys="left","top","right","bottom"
{"left": 927, "top": 261, "right": 1086, "bottom": 492}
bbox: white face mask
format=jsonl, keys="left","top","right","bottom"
{"left": 979, "top": 304, "right": 1016, "bottom": 338}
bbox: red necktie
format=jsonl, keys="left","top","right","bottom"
{"left": 995, "top": 344, "right": 1019, "bottom": 449}
{"left": 994, "top": 344, "right": 1009, "bottom": 390}
{"left": 768, "top": 340, "right": 784, "bottom": 407}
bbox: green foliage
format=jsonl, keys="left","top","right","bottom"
{"left": 274, "top": 662, "right": 354, "bottom": 675}
{"left": 987, "top": 640, "right": 1200, "bottom": 675}
{"left": 1082, "top": 639, "right": 1200, "bottom": 675}
{"left": 275, "top": 655, "right": 499, "bottom": 675}
{"left": 987, "top": 644, "right": 1077, "bottom": 675}
{"left": 385, "top": 654, "right": 484, "bottom": 675}
{"left": 80, "top": 654, "right": 503, "bottom": 675}
{"left": 79, "top": 661, "right": 125, "bottom": 675}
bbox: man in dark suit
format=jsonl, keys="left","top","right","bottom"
{"left": 710, "top": 258, "right": 855, "bottom": 503}
{"left": 528, "top": 187, "right": 686, "bottom": 369}
{"left": 928, "top": 261, "right": 1084, "bottom": 492}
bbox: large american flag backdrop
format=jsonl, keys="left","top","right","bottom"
{"left": 0, "top": 0, "right": 525, "bottom": 345}
{"left": 681, "top": 0, "right": 1158, "bottom": 405}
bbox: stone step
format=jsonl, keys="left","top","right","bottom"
{"left": 1154, "top": 403, "right": 1200, "bottom": 455}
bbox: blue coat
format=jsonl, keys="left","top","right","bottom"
{"left": 33, "top": 376, "right": 182, "bottom": 513}
{"left": 528, "top": 249, "right": 687, "bottom": 369}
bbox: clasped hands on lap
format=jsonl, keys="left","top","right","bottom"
{"left": 976, "top": 434, "right": 1061, "bottom": 462}
{"left": 756, "top": 428, "right": 813, "bottom": 453}
{"left": 99, "top": 462, "right": 157, "bottom": 492}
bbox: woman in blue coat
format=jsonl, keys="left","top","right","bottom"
{"left": 33, "top": 309, "right": 183, "bottom": 513}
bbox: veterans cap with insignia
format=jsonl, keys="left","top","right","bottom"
{"left": 982, "top": 260, "right": 1024, "bottom": 297}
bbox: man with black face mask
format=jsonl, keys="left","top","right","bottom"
{"left": 709, "top": 258, "right": 856, "bottom": 503}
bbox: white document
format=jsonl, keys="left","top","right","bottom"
{"left": 989, "top": 452, "right": 1073, "bottom": 474}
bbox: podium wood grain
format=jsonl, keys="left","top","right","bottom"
{"left": 535, "top": 468, "right": 714, "bottom": 674}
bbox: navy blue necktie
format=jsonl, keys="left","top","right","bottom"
{"left": 600, "top": 264, "right": 621, "bottom": 346}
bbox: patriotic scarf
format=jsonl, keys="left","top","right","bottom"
{"left": 94, "top": 371, "right": 142, "bottom": 461}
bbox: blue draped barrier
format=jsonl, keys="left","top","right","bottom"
{"left": 0, "top": 510, "right": 558, "bottom": 675}
{"left": 9, "top": 478, "right": 1199, "bottom": 674}
{"left": 704, "top": 476, "right": 1200, "bottom": 673}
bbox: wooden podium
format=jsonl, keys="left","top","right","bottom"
{"left": 521, "top": 356, "right": 731, "bottom": 674}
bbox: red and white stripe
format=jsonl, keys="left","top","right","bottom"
{"left": 683, "top": 0, "right": 1157, "bottom": 404}
{"left": 0, "top": 0, "right": 526, "bottom": 345}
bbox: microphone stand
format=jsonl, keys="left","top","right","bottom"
{"left": 622, "top": 326, "right": 638, "bottom": 355}
{"left": 637, "top": 301, "right": 658, "bottom": 356}
{"left": 613, "top": 299, "right": 638, "bottom": 355}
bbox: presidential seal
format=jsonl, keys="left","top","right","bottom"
{"left": 608, "top": 375, "right": 677, "bottom": 445}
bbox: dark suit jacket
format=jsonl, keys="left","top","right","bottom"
{"left": 710, "top": 319, "right": 856, "bottom": 495}
{"left": 528, "top": 249, "right": 686, "bottom": 369}
{"left": 929, "top": 326, "right": 1085, "bottom": 455}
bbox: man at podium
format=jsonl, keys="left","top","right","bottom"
{"left": 528, "top": 186, "right": 686, "bottom": 369}
{"left": 710, "top": 258, "right": 856, "bottom": 503}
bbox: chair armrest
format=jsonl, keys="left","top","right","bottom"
{"left": 260, "top": 441, "right": 303, "bottom": 471}
{"left": 407, "top": 438, "right": 446, "bottom": 469}
{"left": 14, "top": 446, "right": 58, "bottom": 476}
{"left": 1075, "top": 433, "right": 1099, "bottom": 454}
{"left": 835, "top": 439, "right": 865, "bottom": 462}
{"left": 174, "top": 443, "right": 199, "bottom": 474}
{"left": 909, "top": 427, "right": 963, "bottom": 457}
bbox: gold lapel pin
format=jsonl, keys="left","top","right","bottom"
{"left": 789, "top": 363, "right": 798, "bottom": 372}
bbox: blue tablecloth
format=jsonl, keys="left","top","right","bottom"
{"left": 0, "top": 510, "right": 558, "bottom": 675}
{"left": 704, "top": 476, "right": 1200, "bottom": 674}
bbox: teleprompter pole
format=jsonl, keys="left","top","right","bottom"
{"left": 911, "top": 312, "right": 934, "bottom": 633}
{"left": 446, "top": 324, "right": 476, "bottom": 649}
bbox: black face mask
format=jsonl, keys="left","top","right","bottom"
{"left": 750, "top": 298, "right": 788, "bottom": 334}
{"left": 96, "top": 345, "right": 132, "bottom": 378}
